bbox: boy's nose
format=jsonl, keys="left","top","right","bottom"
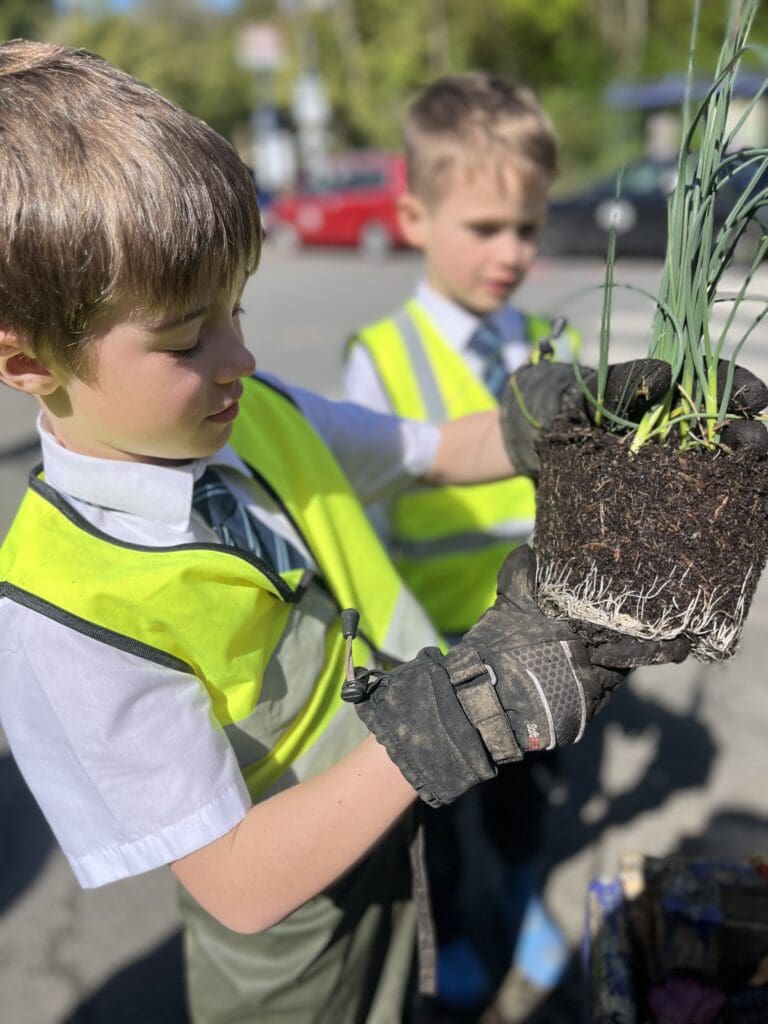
{"left": 216, "top": 330, "right": 256, "bottom": 383}
{"left": 497, "top": 230, "right": 528, "bottom": 266}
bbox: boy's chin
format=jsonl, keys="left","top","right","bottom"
{"left": 143, "top": 436, "right": 232, "bottom": 466}
{"left": 449, "top": 284, "right": 515, "bottom": 316}
{"left": 461, "top": 295, "right": 509, "bottom": 316}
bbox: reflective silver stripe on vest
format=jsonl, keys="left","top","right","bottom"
{"left": 224, "top": 578, "right": 441, "bottom": 800}
{"left": 379, "top": 583, "right": 442, "bottom": 662}
{"left": 224, "top": 582, "right": 368, "bottom": 799}
{"left": 554, "top": 328, "right": 580, "bottom": 363}
{"left": 394, "top": 519, "right": 535, "bottom": 559}
{"left": 393, "top": 309, "right": 446, "bottom": 420}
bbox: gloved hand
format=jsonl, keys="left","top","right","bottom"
{"left": 716, "top": 361, "right": 768, "bottom": 453}
{"left": 500, "top": 359, "right": 768, "bottom": 479}
{"left": 500, "top": 359, "right": 671, "bottom": 480}
{"left": 344, "top": 546, "right": 689, "bottom": 807}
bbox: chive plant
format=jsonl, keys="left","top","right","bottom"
{"left": 588, "top": 0, "right": 768, "bottom": 449}
{"left": 533, "top": 0, "right": 768, "bottom": 662}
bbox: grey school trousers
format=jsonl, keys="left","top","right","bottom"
{"left": 178, "top": 815, "right": 417, "bottom": 1024}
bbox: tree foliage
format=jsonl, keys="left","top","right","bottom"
{"left": 257, "top": 0, "right": 767, "bottom": 183}
{"left": 1, "top": 0, "right": 54, "bottom": 41}
{"left": 40, "top": 0, "right": 768, "bottom": 182}
{"left": 52, "top": 0, "right": 254, "bottom": 140}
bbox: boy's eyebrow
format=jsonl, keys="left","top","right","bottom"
{"left": 147, "top": 306, "right": 208, "bottom": 332}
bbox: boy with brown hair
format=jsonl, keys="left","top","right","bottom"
{"left": 344, "top": 72, "right": 581, "bottom": 1014}
{"left": 0, "top": 42, "right": 684, "bottom": 1024}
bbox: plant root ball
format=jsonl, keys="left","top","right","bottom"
{"left": 532, "top": 421, "right": 768, "bottom": 662}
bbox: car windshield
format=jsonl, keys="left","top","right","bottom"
{"left": 304, "top": 168, "right": 388, "bottom": 194}
{"left": 719, "top": 154, "right": 768, "bottom": 193}
{"left": 613, "top": 160, "right": 679, "bottom": 197}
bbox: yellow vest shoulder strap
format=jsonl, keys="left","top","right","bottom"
{"left": 352, "top": 301, "right": 494, "bottom": 420}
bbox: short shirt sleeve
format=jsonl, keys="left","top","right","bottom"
{"left": 0, "top": 601, "right": 251, "bottom": 888}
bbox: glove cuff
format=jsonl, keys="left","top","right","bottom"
{"left": 354, "top": 650, "right": 497, "bottom": 807}
{"left": 500, "top": 373, "right": 540, "bottom": 479}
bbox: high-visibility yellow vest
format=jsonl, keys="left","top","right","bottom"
{"left": 0, "top": 376, "right": 439, "bottom": 800}
{"left": 348, "top": 300, "right": 581, "bottom": 636}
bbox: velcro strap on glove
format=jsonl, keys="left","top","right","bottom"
{"left": 442, "top": 645, "right": 524, "bottom": 765}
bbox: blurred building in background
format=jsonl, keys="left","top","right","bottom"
{"left": 606, "top": 71, "right": 768, "bottom": 160}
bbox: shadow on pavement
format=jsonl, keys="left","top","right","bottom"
{"left": 546, "top": 680, "right": 718, "bottom": 865}
{"left": 63, "top": 931, "right": 189, "bottom": 1024}
{"left": 0, "top": 752, "right": 55, "bottom": 915}
{"left": 0, "top": 741, "right": 188, "bottom": 1022}
{"left": 478, "top": 810, "right": 768, "bottom": 1024}
{"left": 420, "top": 681, "right": 721, "bottom": 1024}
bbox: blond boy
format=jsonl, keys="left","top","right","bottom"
{"left": 0, "top": 43, "right": 682, "bottom": 1024}
{"left": 344, "top": 73, "right": 582, "bottom": 1013}
{"left": 346, "top": 72, "right": 579, "bottom": 636}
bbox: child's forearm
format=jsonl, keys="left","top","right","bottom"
{"left": 171, "top": 734, "right": 416, "bottom": 933}
{"left": 423, "top": 409, "right": 517, "bottom": 485}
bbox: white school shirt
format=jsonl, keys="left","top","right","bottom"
{"left": 0, "top": 374, "right": 440, "bottom": 888}
{"left": 343, "top": 280, "right": 532, "bottom": 412}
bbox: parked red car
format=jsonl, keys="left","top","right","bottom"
{"left": 266, "top": 151, "right": 407, "bottom": 256}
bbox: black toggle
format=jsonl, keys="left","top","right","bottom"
{"left": 341, "top": 608, "right": 360, "bottom": 639}
{"left": 341, "top": 667, "right": 383, "bottom": 704}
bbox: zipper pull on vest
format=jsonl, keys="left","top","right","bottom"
{"left": 531, "top": 315, "right": 568, "bottom": 363}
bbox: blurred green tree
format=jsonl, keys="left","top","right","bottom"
{"left": 54, "top": 0, "right": 253, "bottom": 140}
{"left": 1, "top": 0, "right": 54, "bottom": 40}
{"left": 45, "top": 0, "right": 768, "bottom": 182}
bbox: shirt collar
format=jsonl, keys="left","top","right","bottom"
{"left": 38, "top": 414, "right": 248, "bottom": 530}
{"left": 416, "top": 281, "right": 479, "bottom": 350}
{"left": 415, "top": 280, "right": 527, "bottom": 349}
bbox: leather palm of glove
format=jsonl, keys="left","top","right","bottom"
{"left": 501, "top": 359, "right": 768, "bottom": 480}
{"left": 346, "top": 546, "right": 688, "bottom": 808}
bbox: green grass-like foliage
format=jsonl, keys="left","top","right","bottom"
{"left": 588, "top": 0, "right": 768, "bottom": 450}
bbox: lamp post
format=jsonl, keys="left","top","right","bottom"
{"left": 278, "top": 0, "right": 333, "bottom": 183}
{"left": 236, "top": 20, "right": 296, "bottom": 192}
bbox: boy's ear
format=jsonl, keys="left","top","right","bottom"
{"left": 0, "top": 332, "right": 63, "bottom": 396}
{"left": 397, "top": 192, "right": 429, "bottom": 249}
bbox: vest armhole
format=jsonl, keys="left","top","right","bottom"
{"left": 1, "top": 582, "right": 195, "bottom": 676}
{"left": 249, "top": 373, "right": 300, "bottom": 410}
{"left": 342, "top": 331, "right": 361, "bottom": 362}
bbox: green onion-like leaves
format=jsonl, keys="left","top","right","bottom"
{"left": 589, "top": 0, "right": 768, "bottom": 452}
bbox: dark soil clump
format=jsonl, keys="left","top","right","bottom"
{"left": 533, "top": 419, "right": 768, "bottom": 660}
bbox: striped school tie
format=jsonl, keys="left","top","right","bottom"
{"left": 192, "top": 466, "right": 308, "bottom": 572}
{"left": 467, "top": 320, "right": 509, "bottom": 399}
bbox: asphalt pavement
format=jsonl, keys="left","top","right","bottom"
{"left": 2, "top": 246, "right": 768, "bottom": 1023}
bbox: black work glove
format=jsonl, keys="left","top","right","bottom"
{"left": 500, "top": 359, "right": 671, "bottom": 480}
{"left": 716, "top": 362, "right": 768, "bottom": 454}
{"left": 346, "top": 546, "right": 689, "bottom": 807}
{"left": 500, "top": 359, "right": 768, "bottom": 479}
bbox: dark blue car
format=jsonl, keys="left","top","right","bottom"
{"left": 540, "top": 154, "right": 767, "bottom": 261}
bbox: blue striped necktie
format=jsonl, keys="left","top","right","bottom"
{"left": 192, "top": 467, "right": 308, "bottom": 573}
{"left": 467, "top": 320, "right": 508, "bottom": 399}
